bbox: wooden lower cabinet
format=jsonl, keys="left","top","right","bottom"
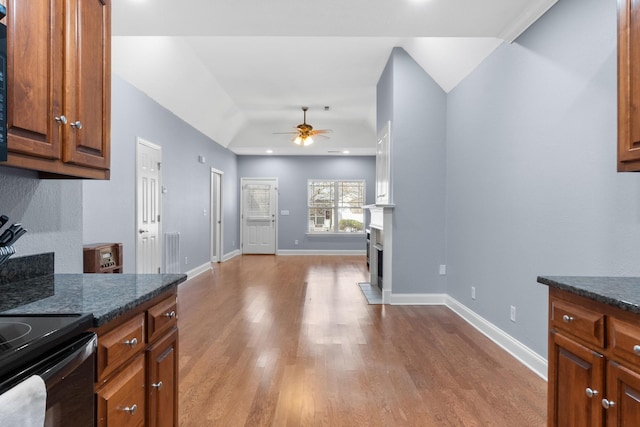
{"left": 94, "top": 292, "right": 179, "bottom": 427}
{"left": 147, "top": 328, "right": 178, "bottom": 427}
{"left": 548, "top": 288, "right": 640, "bottom": 427}
{"left": 96, "top": 355, "right": 146, "bottom": 427}
{"left": 606, "top": 361, "right": 640, "bottom": 426}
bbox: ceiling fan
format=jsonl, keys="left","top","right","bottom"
{"left": 274, "top": 107, "right": 332, "bottom": 146}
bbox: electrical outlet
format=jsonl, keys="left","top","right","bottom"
{"left": 510, "top": 305, "right": 516, "bottom": 322}
{"left": 184, "top": 256, "right": 188, "bottom": 265}
{"left": 471, "top": 286, "right": 476, "bottom": 300}
{"left": 439, "top": 264, "right": 446, "bottom": 275}
{"left": 294, "top": 240, "right": 299, "bottom": 245}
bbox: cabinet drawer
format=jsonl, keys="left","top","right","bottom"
{"left": 97, "top": 313, "right": 146, "bottom": 381}
{"left": 147, "top": 296, "right": 177, "bottom": 343}
{"left": 610, "top": 317, "right": 640, "bottom": 368}
{"left": 96, "top": 355, "right": 146, "bottom": 427}
{"left": 551, "top": 299, "right": 605, "bottom": 347}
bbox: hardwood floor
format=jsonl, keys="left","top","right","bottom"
{"left": 177, "top": 255, "right": 546, "bottom": 426}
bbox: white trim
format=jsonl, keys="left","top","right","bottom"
{"left": 385, "top": 292, "right": 548, "bottom": 381}
{"left": 222, "top": 249, "right": 241, "bottom": 262}
{"left": 186, "top": 262, "right": 212, "bottom": 280}
{"left": 387, "top": 293, "right": 447, "bottom": 305}
{"left": 277, "top": 249, "right": 366, "bottom": 256}
{"left": 498, "top": 0, "right": 559, "bottom": 42}
{"left": 445, "top": 296, "right": 548, "bottom": 381}
{"left": 210, "top": 168, "right": 224, "bottom": 263}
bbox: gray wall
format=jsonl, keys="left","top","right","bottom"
{"left": 377, "top": 47, "right": 448, "bottom": 294}
{"left": 0, "top": 168, "right": 82, "bottom": 272}
{"left": 83, "top": 76, "right": 240, "bottom": 273}
{"left": 237, "top": 156, "right": 375, "bottom": 251}
{"left": 446, "top": 0, "right": 640, "bottom": 357}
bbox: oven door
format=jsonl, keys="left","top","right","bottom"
{"left": 0, "top": 333, "right": 97, "bottom": 427}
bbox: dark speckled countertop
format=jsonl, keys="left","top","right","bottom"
{"left": 0, "top": 273, "right": 187, "bottom": 327}
{"left": 538, "top": 276, "right": 640, "bottom": 314}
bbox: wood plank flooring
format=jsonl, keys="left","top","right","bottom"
{"left": 177, "top": 255, "right": 546, "bottom": 426}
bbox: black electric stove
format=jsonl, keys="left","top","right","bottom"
{"left": 0, "top": 313, "right": 93, "bottom": 382}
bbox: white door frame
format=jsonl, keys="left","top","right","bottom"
{"left": 210, "top": 168, "right": 224, "bottom": 262}
{"left": 135, "top": 137, "right": 162, "bottom": 273}
{"left": 240, "top": 177, "right": 278, "bottom": 254}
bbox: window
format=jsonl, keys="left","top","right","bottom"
{"left": 308, "top": 180, "right": 365, "bottom": 234}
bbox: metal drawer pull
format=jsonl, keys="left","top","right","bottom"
{"left": 562, "top": 314, "right": 574, "bottom": 323}
{"left": 634, "top": 345, "right": 640, "bottom": 355}
{"left": 122, "top": 404, "right": 137, "bottom": 415}
{"left": 123, "top": 337, "right": 138, "bottom": 347}
{"left": 151, "top": 381, "right": 163, "bottom": 390}
{"left": 602, "top": 399, "right": 616, "bottom": 409}
{"left": 585, "top": 388, "right": 598, "bottom": 398}
{"left": 164, "top": 311, "right": 176, "bottom": 319}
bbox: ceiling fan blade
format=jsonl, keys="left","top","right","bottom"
{"left": 272, "top": 131, "right": 299, "bottom": 135}
{"left": 311, "top": 129, "right": 332, "bottom": 135}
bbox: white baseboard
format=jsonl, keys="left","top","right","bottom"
{"left": 387, "top": 292, "right": 548, "bottom": 381}
{"left": 386, "top": 292, "right": 448, "bottom": 305}
{"left": 445, "top": 296, "right": 548, "bottom": 381}
{"left": 277, "top": 249, "right": 366, "bottom": 256}
{"left": 185, "top": 262, "right": 212, "bottom": 280}
{"left": 222, "top": 249, "right": 241, "bottom": 262}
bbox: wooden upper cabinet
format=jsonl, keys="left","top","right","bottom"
{"left": 4, "top": 0, "right": 110, "bottom": 179}
{"left": 6, "top": 0, "right": 63, "bottom": 161}
{"left": 618, "top": 0, "right": 640, "bottom": 171}
{"left": 63, "top": 0, "right": 110, "bottom": 170}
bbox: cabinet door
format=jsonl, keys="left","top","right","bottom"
{"left": 605, "top": 361, "right": 640, "bottom": 426}
{"left": 96, "top": 354, "right": 146, "bottom": 427}
{"left": 63, "top": 0, "right": 110, "bottom": 170}
{"left": 618, "top": 0, "right": 640, "bottom": 171}
{"left": 548, "top": 332, "right": 605, "bottom": 427}
{"left": 6, "top": 0, "right": 63, "bottom": 160}
{"left": 147, "top": 328, "right": 178, "bottom": 427}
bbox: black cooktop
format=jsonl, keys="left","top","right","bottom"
{"left": 0, "top": 313, "right": 93, "bottom": 381}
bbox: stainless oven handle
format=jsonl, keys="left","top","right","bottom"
{"left": 40, "top": 333, "right": 97, "bottom": 389}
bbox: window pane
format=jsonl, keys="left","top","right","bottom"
{"left": 308, "top": 181, "right": 334, "bottom": 207}
{"left": 337, "top": 208, "right": 364, "bottom": 233}
{"left": 338, "top": 181, "right": 365, "bottom": 207}
{"left": 309, "top": 208, "right": 333, "bottom": 232}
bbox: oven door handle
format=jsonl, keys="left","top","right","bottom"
{"left": 40, "top": 333, "right": 97, "bottom": 390}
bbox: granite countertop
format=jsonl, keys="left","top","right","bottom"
{"left": 0, "top": 273, "right": 187, "bottom": 327}
{"left": 538, "top": 276, "right": 640, "bottom": 315}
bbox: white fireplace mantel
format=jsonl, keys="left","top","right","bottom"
{"left": 364, "top": 204, "right": 394, "bottom": 302}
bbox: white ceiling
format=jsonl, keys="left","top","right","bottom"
{"left": 112, "top": 0, "right": 558, "bottom": 156}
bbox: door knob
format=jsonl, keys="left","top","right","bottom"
{"left": 139, "top": 229, "right": 148, "bottom": 234}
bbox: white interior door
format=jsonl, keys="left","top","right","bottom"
{"left": 210, "top": 169, "right": 223, "bottom": 262}
{"left": 241, "top": 178, "right": 277, "bottom": 254}
{"left": 136, "top": 138, "right": 162, "bottom": 273}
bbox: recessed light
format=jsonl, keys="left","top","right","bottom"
{"left": 266, "top": 149, "right": 273, "bottom": 154}
{"left": 343, "top": 150, "right": 350, "bottom": 154}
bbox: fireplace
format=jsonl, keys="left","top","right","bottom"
{"left": 365, "top": 204, "right": 393, "bottom": 300}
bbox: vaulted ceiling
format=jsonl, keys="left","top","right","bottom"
{"left": 112, "top": 0, "right": 558, "bottom": 155}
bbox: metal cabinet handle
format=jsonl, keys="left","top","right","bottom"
{"left": 602, "top": 399, "right": 616, "bottom": 409}
{"left": 69, "top": 120, "right": 82, "bottom": 129}
{"left": 151, "top": 381, "right": 163, "bottom": 390}
{"left": 585, "top": 388, "right": 599, "bottom": 398}
{"left": 163, "top": 311, "right": 176, "bottom": 319}
{"left": 138, "top": 229, "right": 148, "bottom": 234}
{"left": 54, "top": 115, "right": 67, "bottom": 125}
{"left": 562, "top": 314, "right": 574, "bottom": 323}
{"left": 121, "top": 404, "right": 137, "bottom": 415}
{"left": 634, "top": 345, "right": 640, "bottom": 355}
{"left": 123, "top": 337, "right": 138, "bottom": 347}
